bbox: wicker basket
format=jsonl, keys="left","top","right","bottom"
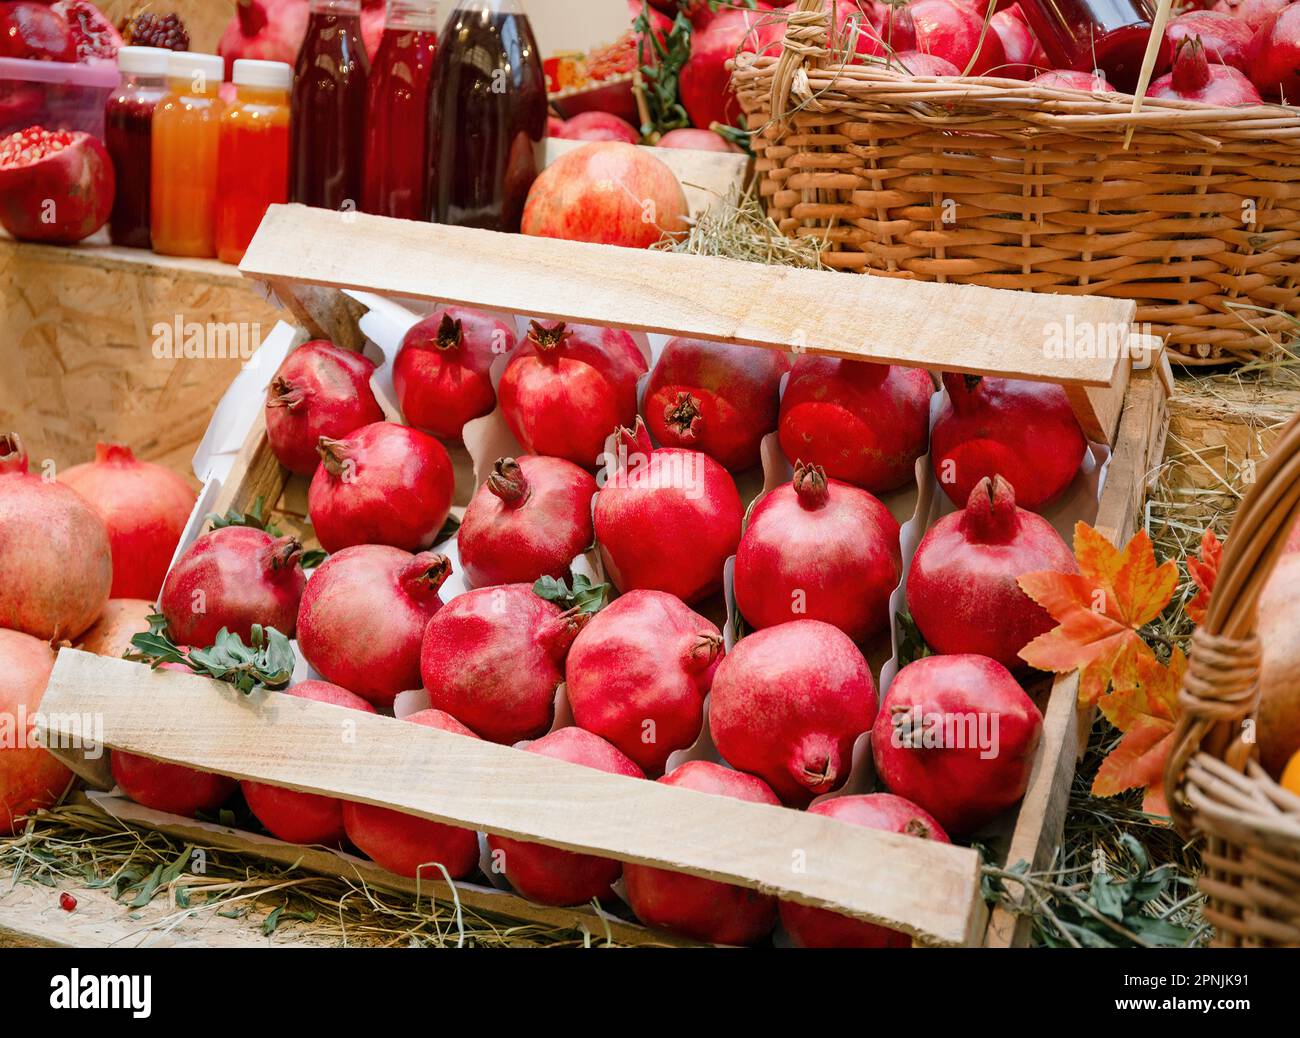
{"left": 1165, "top": 411, "right": 1300, "bottom": 946}
{"left": 732, "top": 0, "right": 1300, "bottom": 365}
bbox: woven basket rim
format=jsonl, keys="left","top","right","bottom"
{"left": 733, "top": 52, "right": 1300, "bottom": 132}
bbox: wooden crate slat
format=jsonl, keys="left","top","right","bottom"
{"left": 86, "top": 794, "right": 691, "bottom": 947}
{"left": 240, "top": 205, "right": 1131, "bottom": 391}
{"left": 38, "top": 651, "right": 986, "bottom": 948}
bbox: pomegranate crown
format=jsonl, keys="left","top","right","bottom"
{"left": 663, "top": 391, "right": 703, "bottom": 441}
{"left": 0, "top": 432, "right": 28, "bottom": 476}
{"left": 434, "top": 312, "right": 463, "bottom": 351}
{"left": 614, "top": 416, "right": 655, "bottom": 459}
{"left": 268, "top": 374, "right": 305, "bottom": 411}
{"left": 401, "top": 552, "right": 453, "bottom": 601}
{"left": 792, "top": 460, "right": 830, "bottom": 509}
{"left": 527, "top": 320, "right": 571, "bottom": 354}
{"left": 316, "top": 435, "right": 354, "bottom": 478}
{"left": 237, "top": 0, "right": 269, "bottom": 37}
{"left": 539, "top": 606, "right": 592, "bottom": 660}
{"left": 263, "top": 534, "right": 305, "bottom": 573}
{"left": 684, "top": 631, "right": 724, "bottom": 673}
{"left": 487, "top": 457, "right": 530, "bottom": 505}
{"left": 95, "top": 442, "right": 136, "bottom": 466}
{"left": 961, "top": 475, "right": 1019, "bottom": 542}
{"left": 1172, "top": 35, "right": 1210, "bottom": 93}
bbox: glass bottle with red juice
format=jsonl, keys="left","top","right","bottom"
{"left": 291, "top": 0, "right": 370, "bottom": 211}
{"left": 363, "top": 0, "right": 440, "bottom": 219}
{"left": 1017, "top": 0, "right": 1170, "bottom": 92}
{"left": 105, "top": 45, "right": 169, "bottom": 249}
{"left": 426, "top": 0, "right": 546, "bottom": 232}
{"left": 216, "top": 59, "right": 292, "bottom": 264}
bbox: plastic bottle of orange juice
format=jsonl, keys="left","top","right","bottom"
{"left": 151, "top": 51, "right": 224, "bottom": 257}
{"left": 215, "top": 59, "right": 292, "bottom": 265}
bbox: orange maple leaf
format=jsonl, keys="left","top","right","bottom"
{"left": 1186, "top": 529, "right": 1223, "bottom": 627}
{"left": 1018, "top": 523, "right": 1178, "bottom": 707}
{"left": 1092, "top": 647, "right": 1186, "bottom": 818}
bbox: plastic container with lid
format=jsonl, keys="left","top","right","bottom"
{"left": 0, "top": 57, "right": 120, "bottom": 139}
{"left": 152, "top": 51, "right": 225, "bottom": 258}
{"left": 105, "top": 46, "right": 169, "bottom": 249}
{"left": 215, "top": 59, "right": 292, "bottom": 265}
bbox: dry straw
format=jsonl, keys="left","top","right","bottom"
{"left": 733, "top": 0, "right": 1300, "bottom": 366}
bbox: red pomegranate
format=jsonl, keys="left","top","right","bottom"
{"left": 60, "top": 443, "right": 196, "bottom": 600}
{"left": 343, "top": 709, "right": 483, "bottom": 879}
{"left": 931, "top": 373, "right": 1087, "bottom": 511}
{"left": 709, "top": 619, "right": 877, "bottom": 806}
{"left": 594, "top": 419, "right": 744, "bottom": 605}
{"left": 218, "top": 0, "right": 310, "bottom": 79}
{"left": 909, "top": 0, "right": 1007, "bottom": 75}
{"left": 0, "top": 2, "right": 75, "bottom": 60}
{"left": 0, "top": 433, "right": 111, "bottom": 641}
{"left": 457, "top": 456, "right": 597, "bottom": 589}
{"left": 1167, "top": 9, "right": 1254, "bottom": 71}
{"left": 112, "top": 733, "right": 236, "bottom": 819}
{"left": 392, "top": 307, "right": 514, "bottom": 443}
{"left": 895, "top": 49, "right": 962, "bottom": 74}
{"left": 1032, "top": 68, "right": 1118, "bottom": 91}
{"left": 521, "top": 142, "right": 690, "bottom": 249}
{"left": 487, "top": 728, "right": 643, "bottom": 906}
{"left": 779, "top": 793, "right": 950, "bottom": 947}
{"left": 264, "top": 340, "right": 383, "bottom": 476}
{"left": 0, "top": 126, "right": 114, "bottom": 243}
{"left": 76, "top": 598, "right": 155, "bottom": 659}
{"left": 1150, "top": 36, "right": 1261, "bottom": 103}
{"left": 734, "top": 462, "right": 901, "bottom": 643}
{"left": 242, "top": 680, "right": 377, "bottom": 845}
{"left": 498, "top": 321, "right": 647, "bottom": 469}
{"left": 308, "top": 421, "right": 454, "bottom": 554}
{"left": 907, "top": 476, "right": 1077, "bottom": 669}
{"left": 623, "top": 761, "right": 780, "bottom": 944}
{"left": 50, "top": 0, "right": 121, "bottom": 62}
{"left": 644, "top": 338, "right": 789, "bottom": 472}
{"left": 655, "top": 128, "right": 741, "bottom": 152}
{"left": 296, "top": 547, "right": 450, "bottom": 708}
{"left": 1213, "top": 0, "right": 1290, "bottom": 30}
{"left": 990, "top": 5, "right": 1047, "bottom": 78}
{"left": 420, "top": 584, "right": 588, "bottom": 744}
{"left": 1245, "top": 5, "right": 1300, "bottom": 101}
{"left": 679, "top": 7, "right": 781, "bottom": 131}
{"left": 159, "top": 526, "right": 306, "bottom": 647}
{"left": 779, "top": 357, "right": 933, "bottom": 494}
{"left": 872, "top": 653, "right": 1043, "bottom": 834}
{"left": 0, "top": 630, "right": 72, "bottom": 836}
{"left": 565, "top": 589, "right": 722, "bottom": 774}
{"left": 555, "top": 110, "right": 640, "bottom": 144}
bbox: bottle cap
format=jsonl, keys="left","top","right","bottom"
{"left": 233, "top": 59, "right": 293, "bottom": 91}
{"left": 166, "top": 52, "right": 224, "bottom": 88}
{"left": 116, "top": 46, "right": 171, "bottom": 77}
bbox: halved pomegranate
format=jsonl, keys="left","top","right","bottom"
{"left": 0, "top": 126, "right": 114, "bottom": 243}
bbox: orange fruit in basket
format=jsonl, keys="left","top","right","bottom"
{"left": 1281, "top": 750, "right": 1300, "bottom": 797}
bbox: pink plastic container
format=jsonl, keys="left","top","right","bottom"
{"left": 0, "top": 57, "right": 121, "bottom": 140}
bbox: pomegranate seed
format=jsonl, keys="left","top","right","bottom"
{"left": 59, "top": 892, "right": 77, "bottom": 912}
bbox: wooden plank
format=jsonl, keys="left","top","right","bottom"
{"left": 88, "top": 794, "right": 688, "bottom": 947}
{"left": 984, "top": 374, "right": 1164, "bottom": 946}
{"left": 0, "top": 869, "right": 292, "bottom": 949}
{"left": 240, "top": 205, "right": 1131, "bottom": 389}
{"left": 982, "top": 672, "right": 1082, "bottom": 948}
{"left": 207, "top": 411, "right": 288, "bottom": 523}
{"left": 38, "top": 651, "right": 986, "bottom": 947}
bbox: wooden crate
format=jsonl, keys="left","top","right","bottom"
{"left": 33, "top": 204, "right": 1170, "bottom": 947}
